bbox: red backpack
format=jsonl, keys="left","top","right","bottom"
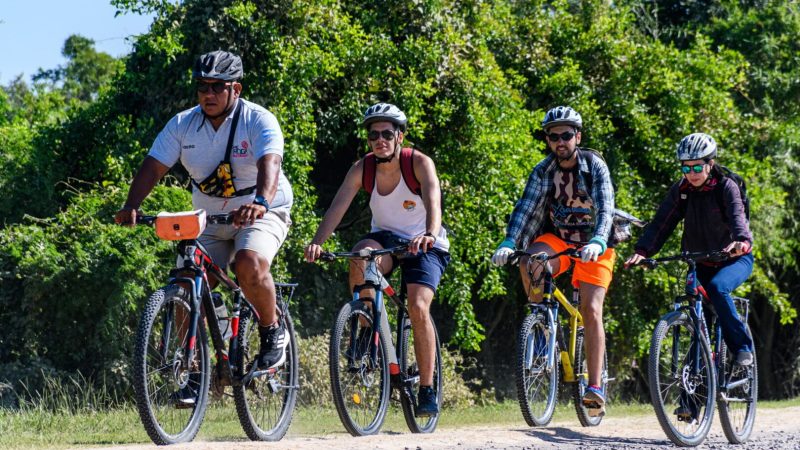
{"left": 361, "top": 147, "right": 422, "bottom": 195}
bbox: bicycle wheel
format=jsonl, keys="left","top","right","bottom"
{"left": 649, "top": 311, "right": 716, "bottom": 447}
{"left": 133, "top": 285, "right": 210, "bottom": 445}
{"left": 572, "top": 328, "right": 608, "bottom": 427}
{"left": 399, "top": 314, "right": 442, "bottom": 433}
{"left": 717, "top": 325, "right": 757, "bottom": 444}
{"left": 233, "top": 303, "right": 299, "bottom": 441}
{"left": 329, "top": 301, "right": 391, "bottom": 436}
{"left": 515, "top": 312, "right": 558, "bottom": 427}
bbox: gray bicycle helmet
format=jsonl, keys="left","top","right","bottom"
{"left": 676, "top": 133, "right": 717, "bottom": 161}
{"left": 542, "top": 106, "right": 583, "bottom": 130}
{"left": 193, "top": 50, "right": 243, "bottom": 81}
{"left": 362, "top": 103, "right": 408, "bottom": 132}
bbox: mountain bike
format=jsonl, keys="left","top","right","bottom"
{"left": 320, "top": 244, "right": 442, "bottom": 436}
{"left": 632, "top": 251, "right": 757, "bottom": 447}
{"left": 509, "top": 249, "right": 609, "bottom": 428}
{"left": 130, "top": 211, "right": 299, "bottom": 444}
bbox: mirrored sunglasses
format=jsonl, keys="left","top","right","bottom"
{"left": 681, "top": 164, "right": 706, "bottom": 174}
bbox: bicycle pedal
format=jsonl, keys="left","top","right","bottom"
{"left": 586, "top": 405, "right": 606, "bottom": 417}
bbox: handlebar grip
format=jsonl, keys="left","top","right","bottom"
{"left": 319, "top": 252, "right": 336, "bottom": 262}
{"left": 208, "top": 214, "right": 234, "bottom": 225}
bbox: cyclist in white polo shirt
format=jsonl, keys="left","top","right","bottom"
{"left": 115, "top": 51, "right": 293, "bottom": 395}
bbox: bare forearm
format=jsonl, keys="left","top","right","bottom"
{"left": 257, "top": 154, "right": 281, "bottom": 202}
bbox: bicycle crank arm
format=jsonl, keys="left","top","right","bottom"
{"left": 242, "top": 367, "right": 276, "bottom": 385}
{"left": 722, "top": 377, "right": 750, "bottom": 391}
{"left": 718, "top": 393, "right": 752, "bottom": 403}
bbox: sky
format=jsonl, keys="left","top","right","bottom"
{"left": 0, "top": 0, "right": 156, "bottom": 85}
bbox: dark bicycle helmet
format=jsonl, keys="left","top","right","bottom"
{"left": 676, "top": 133, "right": 717, "bottom": 161}
{"left": 542, "top": 106, "right": 583, "bottom": 130}
{"left": 362, "top": 103, "right": 408, "bottom": 132}
{"left": 193, "top": 50, "right": 243, "bottom": 81}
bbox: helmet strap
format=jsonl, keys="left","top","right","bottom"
{"left": 556, "top": 146, "right": 578, "bottom": 164}
{"left": 375, "top": 143, "right": 401, "bottom": 164}
{"left": 202, "top": 85, "right": 237, "bottom": 121}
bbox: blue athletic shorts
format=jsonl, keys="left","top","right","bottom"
{"left": 362, "top": 230, "right": 451, "bottom": 292}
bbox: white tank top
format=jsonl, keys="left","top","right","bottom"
{"left": 369, "top": 176, "right": 450, "bottom": 252}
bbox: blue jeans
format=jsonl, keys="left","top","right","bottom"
{"left": 696, "top": 253, "right": 754, "bottom": 354}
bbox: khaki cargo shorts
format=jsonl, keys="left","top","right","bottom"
{"left": 177, "top": 209, "right": 290, "bottom": 269}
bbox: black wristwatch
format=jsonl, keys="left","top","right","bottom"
{"left": 423, "top": 231, "right": 437, "bottom": 243}
{"left": 253, "top": 195, "right": 270, "bottom": 210}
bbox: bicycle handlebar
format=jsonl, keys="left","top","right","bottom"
{"left": 128, "top": 212, "right": 235, "bottom": 226}
{"left": 319, "top": 243, "right": 410, "bottom": 262}
{"left": 632, "top": 250, "right": 731, "bottom": 269}
{"left": 507, "top": 247, "right": 582, "bottom": 266}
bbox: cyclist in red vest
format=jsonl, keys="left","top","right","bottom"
{"left": 304, "top": 103, "right": 450, "bottom": 416}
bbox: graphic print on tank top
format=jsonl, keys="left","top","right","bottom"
{"left": 549, "top": 167, "right": 595, "bottom": 244}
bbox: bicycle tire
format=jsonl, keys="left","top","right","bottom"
{"left": 399, "top": 314, "right": 442, "bottom": 433}
{"left": 649, "top": 311, "right": 716, "bottom": 447}
{"left": 515, "top": 312, "right": 559, "bottom": 427}
{"left": 133, "top": 285, "right": 210, "bottom": 445}
{"left": 572, "top": 328, "right": 608, "bottom": 427}
{"left": 717, "top": 324, "right": 757, "bottom": 444}
{"left": 233, "top": 303, "right": 299, "bottom": 441}
{"left": 329, "top": 301, "right": 391, "bottom": 436}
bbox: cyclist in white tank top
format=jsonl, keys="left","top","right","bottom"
{"left": 304, "top": 103, "right": 449, "bottom": 417}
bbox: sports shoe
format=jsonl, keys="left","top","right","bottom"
{"left": 257, "top": 322, "right": 290, "bottom": 369}
{"left": 415, "top": 385, "right": 439, "bottom": 417}
{"left": 582, "top": 385, "right": 606, "bottom": 417}
{"left": 736, "top": 350, "right": 754, "bottom": 366}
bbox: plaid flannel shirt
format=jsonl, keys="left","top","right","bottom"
{"left": 505, "top": 149, "right": 615, "bottom": 249}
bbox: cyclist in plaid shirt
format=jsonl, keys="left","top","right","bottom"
{"left": 492, "top": 106, "right": 615, "bottom": 416}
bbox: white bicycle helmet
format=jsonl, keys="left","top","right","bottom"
{"left": 676, "top": 133, "right": 717, "bottom": 161}
{"left": 362, "top": 103, "right": 408, "bottom": 131}
{"left": 542, "top": 106, "right": 582, "bottom": 130}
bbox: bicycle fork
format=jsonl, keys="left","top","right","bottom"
{"left": 523, "top": 305, "right": 559, "bottom": 374}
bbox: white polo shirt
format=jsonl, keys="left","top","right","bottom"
{"left": 148, "top": 99, "right": 293, "bottom": 215}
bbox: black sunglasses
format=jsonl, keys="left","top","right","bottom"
{"left": 196, "top": 81, "right": 232, "bottom": 94}
{"left": 546, "top": 131, "right": 576, "bottom": 142}
{"left": 368, "top": 129, "right": 396, "bottom": 141}
{"left": 681, "top": 163, "right": 706, "bottom": 174}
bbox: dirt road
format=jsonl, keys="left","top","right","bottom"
{"left": 98, "top": 406, "right": 800, "bottom": 450}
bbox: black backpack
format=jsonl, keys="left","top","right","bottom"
{"left": 716, "top": 165, "right": 751, "bottom": 221}
{"left": 678, "top": 165, "right": 750, "bottom": 222}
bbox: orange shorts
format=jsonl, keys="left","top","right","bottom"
{"left": 529, "top": 233, "right": 616, "bottom": 290}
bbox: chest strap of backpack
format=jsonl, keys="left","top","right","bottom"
{"left": 190, "top": 99, "right": 257, "bottom": 197}
{"left": 362, "top": 147, "right": 422, "bottom": 195}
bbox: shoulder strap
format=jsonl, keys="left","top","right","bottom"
{"left": 362, "top": 152, "right": 377, "bottom": 194}
{"left": 400, "top": 147, "right": 422, "bottom": 195}
{"left": 578, "top": 148, "right": 595, "bottom": 193}
{"left": 714, "top": 166, "right": 750, "bottom": 220}
{"left": 223, "top": 99, "right": 243, "bottom": 164}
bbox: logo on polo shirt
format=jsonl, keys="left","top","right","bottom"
{"left": 232, "top": 140, "right": 249, "bottom": 157}
{"left": 403, "top": 200, "right": 416, "bottom": 211}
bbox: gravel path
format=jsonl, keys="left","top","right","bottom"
{"left": 95, "top": 406, "right": 800, "bottom": 450}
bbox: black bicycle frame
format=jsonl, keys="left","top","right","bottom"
{"left": 167, "top": 239, "right": 253, "bottom": 387}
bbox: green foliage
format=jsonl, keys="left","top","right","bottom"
{"left": 33, "top": 35, "right": 123, "bottom": 102}
{"left": 2, "top": 0, "right": 800, "bottom": 400}
{"left": 0, "top": 185, "right": 191, "bottom": 391}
